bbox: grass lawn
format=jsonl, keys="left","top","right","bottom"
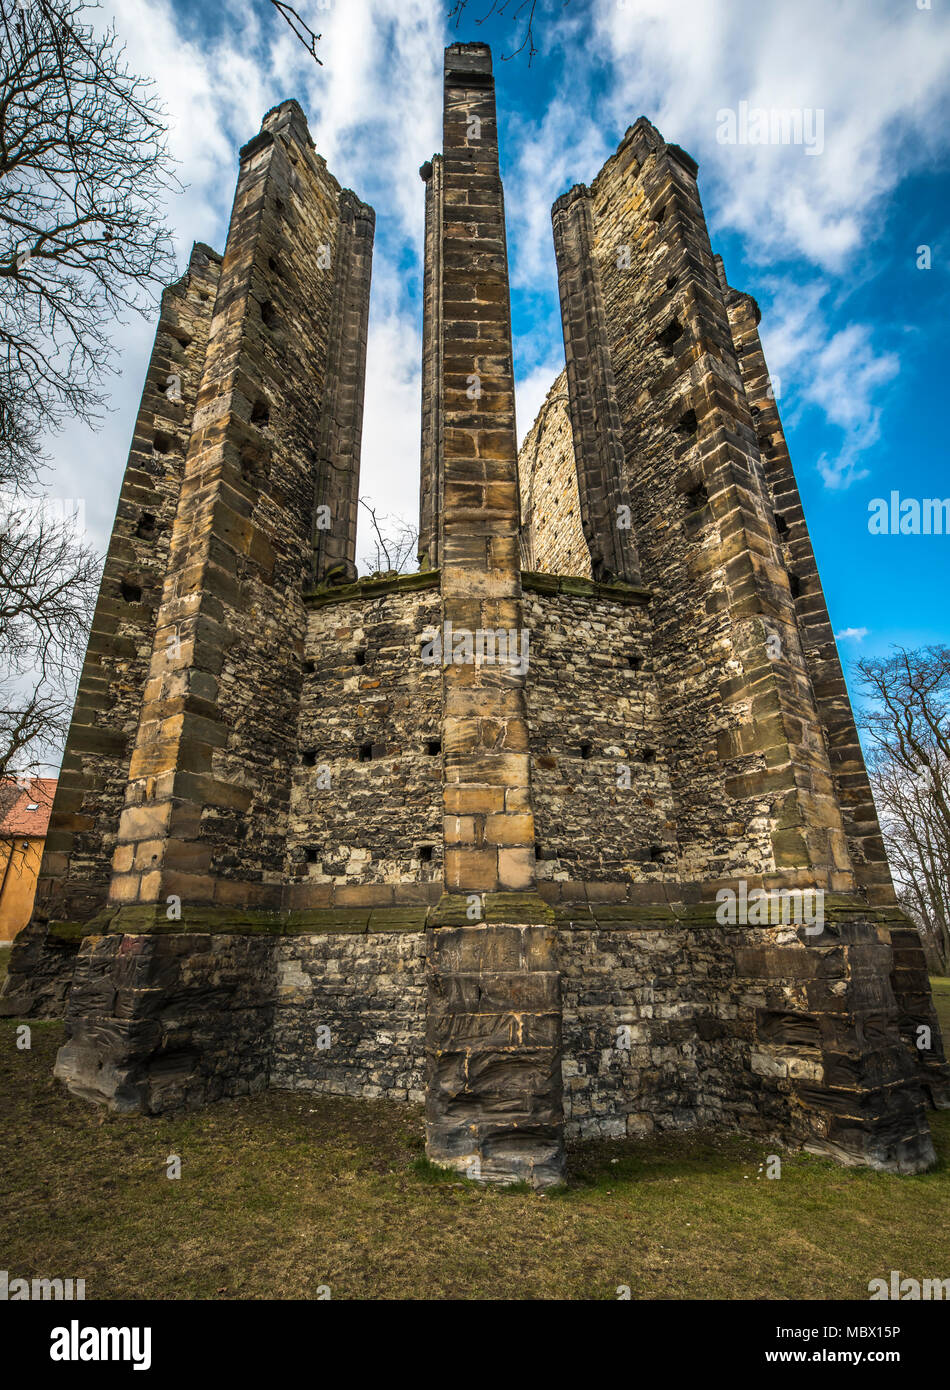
{"left": 0, "top": 970, "right": 948, "bottom": 1301}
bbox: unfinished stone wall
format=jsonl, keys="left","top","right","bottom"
{"left": 107, "top": 101, "right": 374, "bottom": 920}
{"left": 715, "top": 256, "right": 947, "bottom": 1105}
{"left": 550, "top": 123, "right": 853, "bottom": 895}
{"left": 518, "top": 371, "right": 589, "bottom": 578}
{"left": 0, "top": 245, "right": 221, "bottom": 1018}
{"left": 5, "top": 48, "right": 946, "bottom": 1184}
{"left": 271, "top": 930, "right": 427, "bottom": 1100}
{"left": 523, "top": 580, "right": 677, "bottom": 884}
{"left": 287, "top": 580, "right": 443, "bottom": 904}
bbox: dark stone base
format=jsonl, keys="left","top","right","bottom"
{"left": 2, "top": 909, "right": 942, "bottom": 1187}
{"left": 0, "top": 924, "right": 80, "bottom": 1019}
{"left": 424, "top": 923, "right": 566, "bottom": 1188}
{"left": 53, "top": 933, "right": 276, "bottom": 1113}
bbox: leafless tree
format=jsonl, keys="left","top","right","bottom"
{"left": 358, "top": 497, "right": 418, "bottom": 577}
{"left": 857, "top": 646, "right": 950, "bottom": 970}
{"left": 448, "top": 0, "right": 571, "bottom": 64}
{"left": 0, "top": 496, "right": 98, "bottom": 781}
{"left": 0, "top": 0, "right": 181, "bottom": 491}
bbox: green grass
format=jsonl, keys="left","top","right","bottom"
{"left": 0, "top": 992, "right": 948, "bottom": 1300}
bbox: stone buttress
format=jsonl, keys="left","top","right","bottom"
{"left": 421, "top": 44, "right": 564, "bottom": 1186}
{"left": 525, "top": 116, "right": 948, "bottom": 1166}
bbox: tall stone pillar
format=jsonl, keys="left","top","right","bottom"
{"left": 717, "top": 256, "right": 949, "bottom": 1109}
{"left": 418, "top": 154, "right": 444, "bottom": 571}
{"left": 312, "top": 190, "right": 375, "bottom": 583}
{"left": 578, "top": 116, "right": 943, "bottom": 1163}
{"left": 107, "top": 101, "right": 372, "bottom": 920}
{"left": 552, "top": 185, "right": 640, "bottom": 584}
{"left": 0, "top": 243, "right": 221, "bottom": 1018}
{"left": 423, "top": 43, "right": 564, "bottom": 1187}
{"left": 49, "top": 102, "right": 377, "bottom": 1112}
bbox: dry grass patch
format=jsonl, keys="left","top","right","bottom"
{"left": 1, "top": 996, "right": 949, "bottom": 1300}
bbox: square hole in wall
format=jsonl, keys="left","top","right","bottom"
{"left": 426, "top": 739, "right": 441, "bottom": 756}
{"left": 656, "top": 318, "right": 683, "bottom": 354}
{"left": 417, "top": 845, "right": 434, "bottom": 862}
{"left": 358, "top": 742, "right": 373, "bottom": 762}
{"left": 120, "top": 579, "right": 142, "bottom": 603}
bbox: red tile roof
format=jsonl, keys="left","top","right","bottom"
{"left": 0, "top": 777, "right": 57, "bottom": 838}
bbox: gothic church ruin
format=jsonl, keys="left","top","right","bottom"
{"left": 3, "top": 44, "right": 947, "bottom": 1186}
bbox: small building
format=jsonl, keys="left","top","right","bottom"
{"left": 0, "top": 778, "right": 56, "bottom": 943}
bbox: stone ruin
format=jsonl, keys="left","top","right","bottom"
{"left": 3, "top": 43, "right": 947, "bottom": 1186}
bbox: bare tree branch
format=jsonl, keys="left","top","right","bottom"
{"left": 857, "top": 646, "right": 950, "bottom": 970}
{"left": 269, "top": 1, "right": 323, "bottom": 64}
{"left": 448, "top": 0, "right": 570, "bottom": 64}
{"left": 358, "top": 497, "right": 418, "bottom": 577}
{"left": 0, "top": 496, "right": 99, "bottom": 779}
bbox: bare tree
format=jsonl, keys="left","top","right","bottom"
{"left": 857, "top": 646, "right": 950, "bottom": 970}
{"left": 0, "top": 0, "right": 181, "bottom": 490}
{"left": 0, "top": 496, "right": 98, "bottom": 781}
{"left": 358, "top": 497, "right": 418, "bottom": 577}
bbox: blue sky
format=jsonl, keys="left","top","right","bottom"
{"left": 43, "top": 0, "right": 950, "bottom": 695}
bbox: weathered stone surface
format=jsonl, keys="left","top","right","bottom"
{"left": 3, "top": 47, "right": 946, "bottom": 1187}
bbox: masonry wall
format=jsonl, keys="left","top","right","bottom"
{"left": 517, "top": 371, "right": 589, "bottom": 578}
{"left": 271, "top": 931, "right": 427, "bottom": 1100}
{"left": 287, "top": 584, "right": 444, "bottom": 904}
{"left": 574, "top": 121, "right": 852, "bottom": 893}
{"left": 557, "top": 911, "right": 935, "bottom": 1167}
{"left": 717, "top": 261, "right": 892, "bottom": 904}
{"left": 523, "top": 584, "right": 677, "bottom": 883}
{"left": 108, "top": 102, "right": 373, "bottom": 918}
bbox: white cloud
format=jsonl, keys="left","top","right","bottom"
{"left": 38, "top": 0, "right": 444, "bottom": 558}
{"left": 756, "top": 281, "right": 899, "bottom": 489}
{"left": 593, "top": 0, "right": 950, "bottom": 270}
{"left": 515, "top": 357, "right": 565, "bottom": 448}
{"left": 835, "top": 627, "right": 869, "bottom": 642}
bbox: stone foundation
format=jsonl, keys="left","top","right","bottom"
{"left": 44, "top": 898, "right": 944, "bottom": 1178}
